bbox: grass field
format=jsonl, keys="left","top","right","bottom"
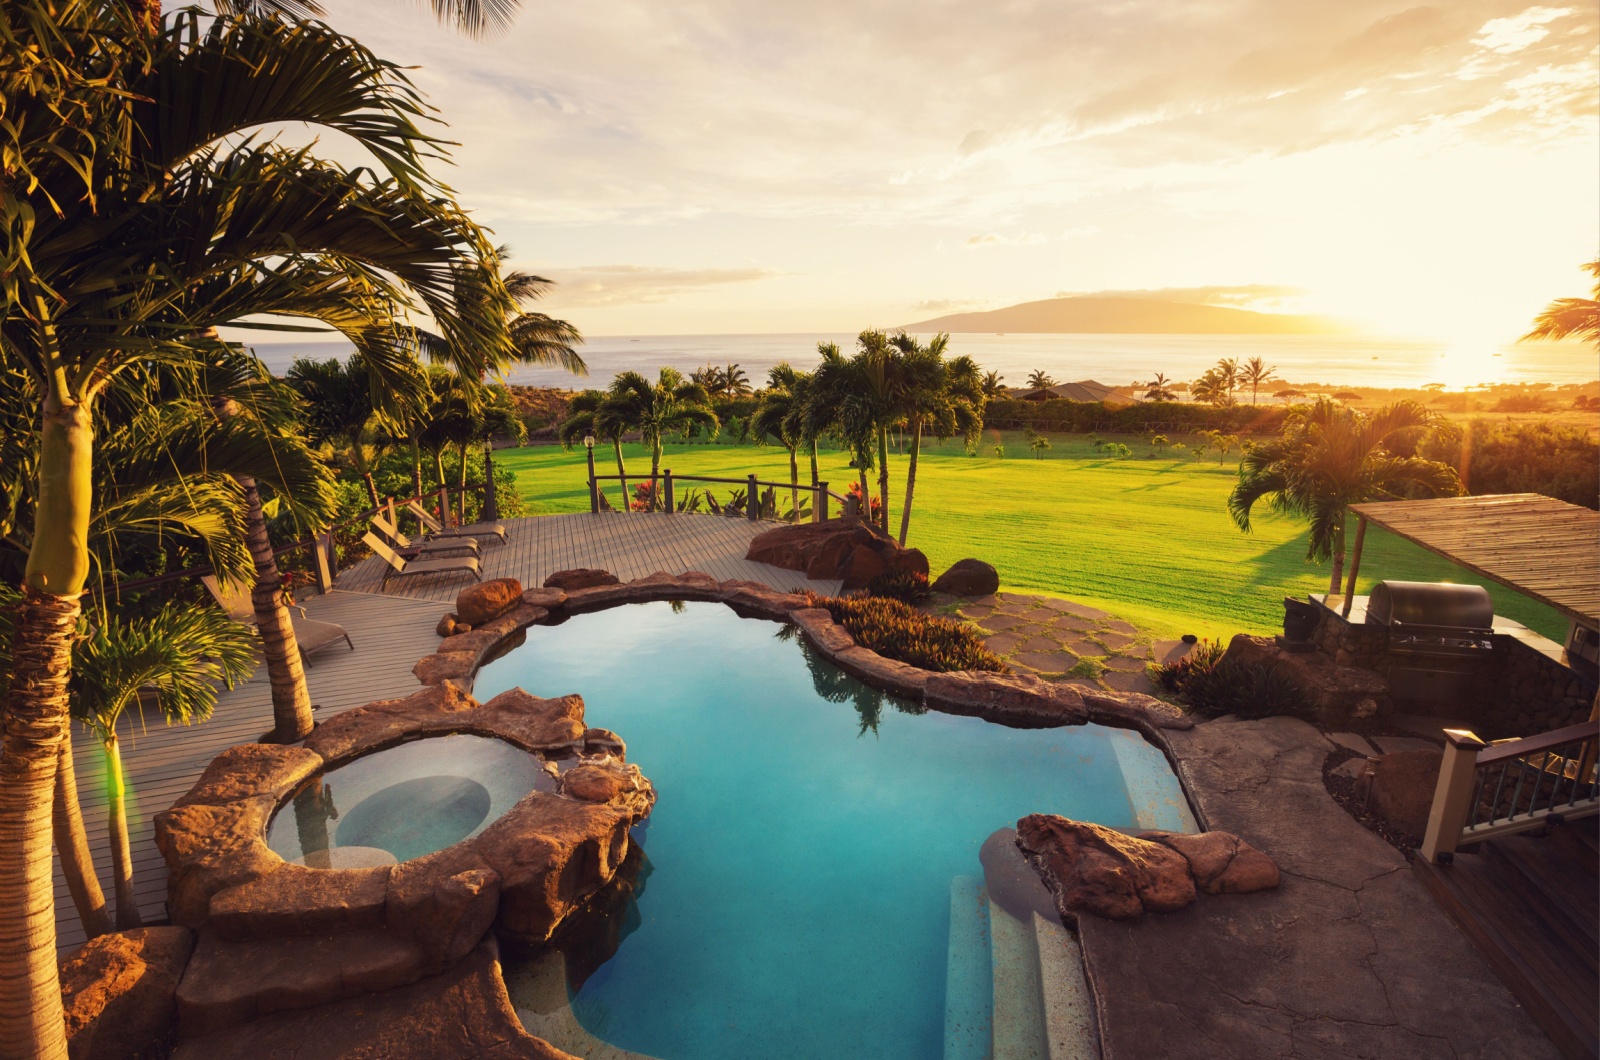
{"left": 495, "top": 431, "right": 1568, "bottom": 642}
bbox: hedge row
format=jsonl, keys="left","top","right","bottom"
{"left": 981, "top": 399, "right": 1289, "bottom": 435}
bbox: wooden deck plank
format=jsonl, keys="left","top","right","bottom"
{"left": 54, "top": 513, "right": 835, "bottom": 952}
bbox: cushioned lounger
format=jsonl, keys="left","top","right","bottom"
{"left": 200, "top": 575, "right": 354, "bottom": 665}
{"left": 362, "top": 532, "right": 483, "bottom": 587}
{"left": 406, "top": 499, "right": 508, "bottom": 545}
{"left": 370, "top": 512, "right": 480, "bottom": 559}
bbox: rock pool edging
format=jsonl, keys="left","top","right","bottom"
{"left": 151, "top": 682, "right": 652, "bottom": 1044}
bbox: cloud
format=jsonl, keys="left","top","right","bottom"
{"left": 1474, "top": 6, "right": 1573, "bottom": 52}
{"left": 1059, "top": 285, "right": 1310, "bottom": 309}
{"left": 910, "top": 298, "right": 985, "bottom": 313}
{"left": 966, "top": 232, "right": 1048, "bottom": 247}
{"left": 537, "top": 265, "right": 781, "bottom": 307}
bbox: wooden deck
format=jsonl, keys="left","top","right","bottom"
{"left": 1413, "top": 817, "right": 1599, "bottom": 1060}
{"left": 333, "top": 512, "right": 840, "bottom": 601}
{"left": 53, "top": 513, "right": 835, "bottom": 952}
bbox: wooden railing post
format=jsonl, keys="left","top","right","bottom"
{"left": 586, "top": 446, "right": 599, "bottom": 513}
{"left": 817, "top": 481, "right": 829, "bottom": 523}
{"left": 437, "top": 486, "right": 449, "bottom": 528}
{"left": 747, "top": 474, "right": 759, "bottom": 522}
{"left": 663, "top": 469, "right": 674, "bottom": 513}
{"left": 312, "top": 530, "right": 334, "bottom": 594}
{"left": 1421, "top": 728, "right": 1488, "bottom": 862}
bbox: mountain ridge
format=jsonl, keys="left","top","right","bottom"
{"left": 897, "top": 296, "right": 1343, "bottom": 335}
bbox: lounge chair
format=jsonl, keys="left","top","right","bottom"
{"left": 362, "top": 532, "right": 483, "bottom": 587}
{"left": 370, "top": 512, "right": 480, "bottom": 559}
{"left": 406, "top": 499, "right": 508, "bottom": 545}
{"left": 201, "top": 575, "right": 354, "bottom": 665}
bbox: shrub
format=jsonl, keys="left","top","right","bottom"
{"left": 869, "top": 569, "right": 931, "bottom": 605}
{"left": 802, "top": 592, "right": 1005, "bottom": 673}
{"left": 1419, "top": 419, "right": 1599, "bottom": 509}
{"left": 1150, "top": 639, "right": 1310, "bottom": 719}
{"left": 983, "top": 398, "right": 1287, "bottom": 436}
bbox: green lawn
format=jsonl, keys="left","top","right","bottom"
{"left": 495, "top": 432, "right": 1568, "bottom": 642}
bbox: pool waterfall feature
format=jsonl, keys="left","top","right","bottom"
{"left": 152, "top": 571, "right": 1200, "bottom": 1057}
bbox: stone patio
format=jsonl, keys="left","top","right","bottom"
{"left": 943, "top": 591, "right": 1191, "bottom": 694}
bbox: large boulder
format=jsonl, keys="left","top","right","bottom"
{"left": 62, "top": 927, "right": 194, "bottom": 1060}
{"left": 932, "top": 558, "right": 1000, "bottom": 597}
{"left": 543, "top": 568, "right": 619, "bottom": 591}
{"left": 1139, "top": 830, "right": 1281, "bottom": 894}
{"left": 1219, "top": 634, "right": 1391, "bottom": 726}
{"left": 745, "top": 518, "right": 928, "bottom": 589}
{"left": 1365, "top": 748, "right": 1443, "bottom": 838}
{"left": 455, "top": 578, "right": 523, "bottom": 627}
{"left": 1016, "top": 814, "right": 1196, "bottom": 921}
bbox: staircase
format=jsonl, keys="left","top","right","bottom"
{"left": 944, "top": 877, "right": 1100, "bottom": 1060}
{"left": 1412, "top": 815, "right": 1598, "bottom": 1060}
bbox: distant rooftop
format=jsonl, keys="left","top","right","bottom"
{"left": 1019, "top": 379, "right": 1118, "bottom": 402}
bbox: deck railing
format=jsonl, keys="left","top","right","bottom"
{"left": 586, "top": 465, "right": 847, "bottom": 524}
{"left": 1420, "top": 719, "right": 1600, "bottom": 862}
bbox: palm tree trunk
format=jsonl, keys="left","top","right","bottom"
{"left": 240, "top": 478, "right": 313, "bottom": 743}
{"left": 53, "top": 740, "right": 111, "bottom": 939}
{"left": 613, "top": 439, "right": 628, "bottom": 511}
{"left": 809, "top": 440, "right": 819, "bottom": 490}
{"left": 788, "top": 446, "right": 799, "bottom": 519}
{"left": 650, "top": 436, "right": 663, "bottom": 510}
{"left": 857, "top": 461, "right": 870, "bottom": 521}
{"left": 102, "top": 732, "right": 142, "bottom": 930}
{"left": 353, "top": 443, "right": 378, "bottom": 509}
{"left": 456, "top": 442, "right": 469, "bottom": 524}
{"left": 898, "top": 419, "right": 922, "bottom": 546}
{"left": 409, "top": 437, "right": 425, "bottom": 533}
{"left": 876, "top": 428, "right": 891, "bottom": 534}
{"left": 1, "top": 384, "right": 92, "bottom": 1060}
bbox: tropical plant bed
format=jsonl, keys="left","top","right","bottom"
{"left": 802, "top": 591, "right": 1003, "bottom": 673}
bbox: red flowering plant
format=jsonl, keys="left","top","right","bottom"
{"left": 844, "top": 481, "right": 882, "bottom": 523}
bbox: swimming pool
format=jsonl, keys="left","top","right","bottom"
{"left": 476, "top": 600, "right": 1193, "bottom": 1059}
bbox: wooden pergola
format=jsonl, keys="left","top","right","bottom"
{"left": 1340, "top": 494, "right": 1600, "bottom": 628}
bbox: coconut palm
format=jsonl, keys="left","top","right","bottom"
{"left": 752, "top": 365, "right": 805, "bottom": 514}
{"left": 1522, "top": 260, "right": 1600, "bottom": 345}
{"left": 1240, "top": 357, "right": 1277, "bottom": 405}
{"left": 722, "top": 363, "right": 753, "bottom": 397}
{"left": 981, "top": 370, "right": 1005, "bottom": 398}
{"left": 1143, "top": 372, "right": 1177, "bottom": 402}
{"left": 286, "top": 355, "right": 382, "bottom": 505}
{"left": 1026, "top": 369, "right": 1056, "bottom": 390}
{"left": 70, "top": 602, "right": 257, "bottom": 928}
{"left": 213, "top": 0, "right": 519, "bottom": 39}
{"left": 0, "top": 11, "right": 503, "bottom": 1048}
{"left": 888, "top": 333, "right": 983, "bottom": 545}
{"left": 605, "top": 369, "right": 719, "bottom": 493}
{"left": 805, "top": 341, "right": 881, "bottom": 522}
{"left": 1228, "top": 399, "right": 1463, "bottom": 592}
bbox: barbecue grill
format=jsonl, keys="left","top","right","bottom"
{"left": 1367, "top": 581, "right": 1495, "bottom": 702}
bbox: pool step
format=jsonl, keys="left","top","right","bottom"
{"left": 990, "top": 899, "right": 1048, "bottom": 1060}
{"left": 944, "top": 876, "right": 994, "bottom": 1060}
{"left": 1033, "top": 913, "right": 1099, "bottom": 1060}
{"left": 505, "top": 949, "right": 662, "bottom": 1060}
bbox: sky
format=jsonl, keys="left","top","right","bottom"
{"left": 291, "top": 0, "right": 1598, "bottom": 343}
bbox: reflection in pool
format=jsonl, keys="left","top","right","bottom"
{"left": 266, "top": 733, "right": 543, "bottom": 868}
{"left": 476, "top": 601, "right": 1196, "bottom": 1060}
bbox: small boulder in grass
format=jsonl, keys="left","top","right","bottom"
{"left": 455, "top": 578, "right": 522, "bottom": 627}
{"left": 544, "top": 568, "right": 620, "bottom": 591}
{"left": 932, "top": 558, "right": 1000, "bottom": 598}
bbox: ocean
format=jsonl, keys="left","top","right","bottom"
{"left": 246, "top": 332, "right": 1598, "bottom": 392}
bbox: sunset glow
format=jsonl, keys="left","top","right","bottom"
{"left": 306, "top": 0, "right": 1599, "bottom": 342}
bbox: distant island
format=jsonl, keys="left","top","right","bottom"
{"left": 898, "top": 296, "right": 1344, "bottom": 335}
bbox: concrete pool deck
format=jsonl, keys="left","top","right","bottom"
{"left": 1078, "top": 714, "right": 1562, "bottom": 1059}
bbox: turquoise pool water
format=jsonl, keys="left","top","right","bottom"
{"left": 475, "top": 601, "right": 1192, "bottom": 1059}
{"left": 265, "top": 734, "right": 543, "bottom": 868}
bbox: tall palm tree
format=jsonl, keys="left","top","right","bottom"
{"left": 888, "top": 333, "right": 983, "bottom": 545}
{"left": 722, "top": 364, "right": 752, "bottom": 397}
{"left": 1143, "top": 371, "right": 1177, "bottom": 402}
{"left": 981, "top": 370, "right": 1005, "bottom": 398}
{"left": 1522, "top": 260, "right": 1600, "bottom": 345}
{"left": 605, "top": 369, "right": 719, "bottom": 490}
{"left": 286, "top": 355, "right": 381, "bottom": 506}
{"left": 213, "top": 0, "right": 520, "bottom": 39}
{"left": 1228, "top": 399, "right": 1463, "bottom": 592}
{"left": 0, "top": 11, "right": 501, "bottom": 1051}
{"left": 805, "top": 342, "right": 879, "bottom": 521}
{"left": 559, "top": 388, "right": 634, "bottom": 501}
{"left": 1240, "top": 357, "right": 1277, "bottom": 405}
{"left": 752, "top": 365, "right": 803, "bottom": 514}
{"left": 1026, "top": 369, "right": 1056, "bottom": 390}
{"left": 70, "top": 602, "right": 256, "bottom": 928}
